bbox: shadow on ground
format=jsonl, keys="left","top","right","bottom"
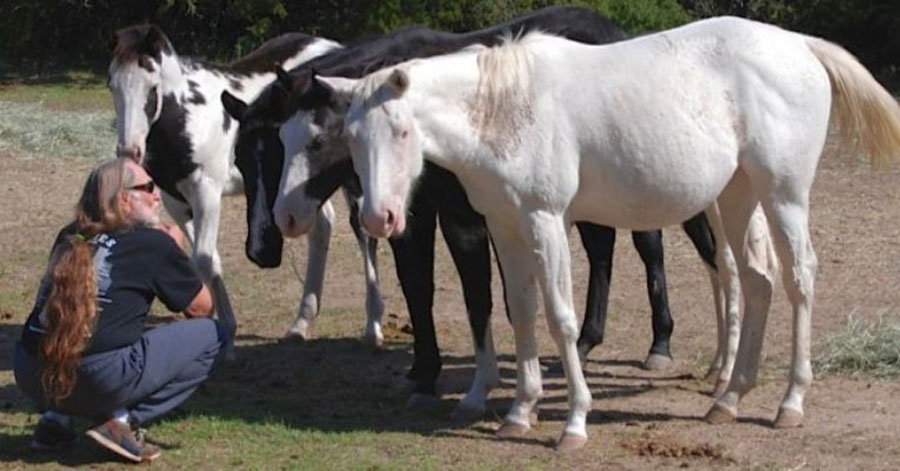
{"left": 0, "top": 322, "right": 709, "bottom": 465}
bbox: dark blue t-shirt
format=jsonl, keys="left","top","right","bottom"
{"left": 21, "top": 224, "right": 203, "bottom": 356}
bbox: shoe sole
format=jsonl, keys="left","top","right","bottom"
{"left": 85, "top": 429, "right": 159, "bottom": 463}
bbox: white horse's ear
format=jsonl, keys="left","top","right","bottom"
{"left": 387, "top": 69, "right": 410, "bottom": 97}
{"left": 315, "top": 75, "right": 358, "bottom": 99}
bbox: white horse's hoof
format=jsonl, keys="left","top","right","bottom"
{"left": 643, "top": 353, "right": 673, "bottom": 371}
{"left": 496, "top": 422, "right": 530, "bottom": 439}
{"left": 406, "top": 393, "right": 440, "bottom": 410}
{"left": 773, "top": 407, "right": 804, "bottom": 429}
{"left": 364, "top": 331, "right": 384, "bottom": 348}
{"left": 555, "top": 433, "right": 587, "bottom": 452}
{"left": 704, "top": 403, "right": 736, "bottom": 425}
{"left": 286, "top": 320, "right": 311, "bottom": 341}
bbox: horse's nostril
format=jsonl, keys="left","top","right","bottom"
{"left": 286, "top": 214, "right": 296, "bottom": 230}
{"left": 385, "top": 209, "right": 396, "bottom": 228}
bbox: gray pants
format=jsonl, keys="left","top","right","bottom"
{"left": 14, "top": 318, "right": 225, "bottom": 425}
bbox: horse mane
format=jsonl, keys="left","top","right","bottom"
{"left": 228, "top": 33, "right": 319, "bottom": 74}
{"left": 469, "top": 31, "right": 545, "bottom": 156}
{"left": 112, "top": 24, "right": 173, "bottom": 66}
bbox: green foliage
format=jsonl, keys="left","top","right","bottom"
{"left": 814, "top": 312, "right": 900, "bottom": 379}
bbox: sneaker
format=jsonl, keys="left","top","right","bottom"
{"left": 85, "top": 419, "right": 161, "bottom": 463}
{"left": 29, "top": 417, "right": 77, "bottom": 451}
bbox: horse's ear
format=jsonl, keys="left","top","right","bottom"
{"left": 276, "top": 67, "right": 294, "bottom": 89}
{"left": 315, "top": 75, "right": 358, "bottom": 101}
{"left": 387, "top": 69, "right": 410, "bottom": 97}
{"left": 143, "top": 25, "right": 172, "bottom": 56}
{"left": 221, "top": 91, "right": 248, "bottom": 121}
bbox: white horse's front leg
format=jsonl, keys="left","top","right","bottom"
{"left": 186, "top": 177, "right": 237, "bottom": 354}
{"left": 287, "top": 200, "right": 334, "bottom": 340}
{"left": 359, "top": 233, "right": 384, "bottom": 346}
{"left": 527, "top": 212, "right": 591, "bottom": 451}
{"left": 489, "top": 223, "right": 542, "bottom": 439}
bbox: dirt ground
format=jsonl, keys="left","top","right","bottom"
{"left": 1, "top": 148, "right": 899, "bottom": 470}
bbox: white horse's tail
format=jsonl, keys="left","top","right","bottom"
{"left": 807, "top": 37, "right": 900, "bottom": 167}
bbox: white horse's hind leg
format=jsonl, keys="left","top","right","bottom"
{"left": 527, "top": 212, "right": 591, "bottom": 451}
{"left": 286, "top": 200, "right": 334, "bottom": 339}
{"left": 761, "top": 196, "right": 816, "bottom": 428}
{"left": 703, "top": 264, "right": 728, "bottom": 382}
{"left": 489, "top": 222, "right": 542, "bottom": 440}
{"left": 702, "top": 202, "right": 743, "bottom": 397}
{"left": 706, "top": 176, "right": 778, "bottom": 424}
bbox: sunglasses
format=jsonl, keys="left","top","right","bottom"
{"left": 128, "top": 180, "right": 156, "bottom": 194}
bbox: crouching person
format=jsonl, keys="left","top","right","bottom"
{"left": 13, "top": 158, "right": 227, "bottom": 463}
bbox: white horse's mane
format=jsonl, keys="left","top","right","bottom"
{"left": 470, "top": 31, "right": 555, "bottom": 157}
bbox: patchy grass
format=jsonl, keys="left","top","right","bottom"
{"left": 814, "top": 312, "right": 900, "bottom": 378}
{"left": 0, "top": 100, "right": 115, "bottom": 160}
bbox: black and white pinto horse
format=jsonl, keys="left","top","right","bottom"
{"left": 222, "top": 6, "right": 735, "bottom": 413}
{"left": 107, "top": 25, "right": 395, "bottom": 347}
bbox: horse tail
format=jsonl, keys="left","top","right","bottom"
{"left": 806, "top": 37, "right": 900, "bottom": 167}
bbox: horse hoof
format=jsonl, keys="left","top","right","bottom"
{"left": 712, "top": 379, "right": 729, "bottom": 398}
{"left": 643, "top": 353, "right": 673, "bottom": 371}
{"left": 496, "top": 422, "right": 530, "bottom": 439}
{"left": 451, "top": 403, "right": 485, "bottom": 422}
{"left": 406, "top": 393, "right": 440, "bottom": 410}
{"left": 364, "top": 334, "right": 384, "bottom": 348}
{"left": 704, "top": 403, "right": 736, "bottom": 425}
{"left": 285, "top": 324, "right": 310, "bottom": 341}
{"left": 773, "top": 407, "right": 804, "bottom": 429}
{"left": 555, "top": 433, "right": 587, "bottom": 452}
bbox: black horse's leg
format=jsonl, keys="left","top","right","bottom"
{"left": 681, "top": 212, "right": 717, "bottom": 270}
{"left": 631, "top": 229, "right": 674, "bottom": 370}
{"left": 574, "top": 222, "right": 616, "bottom": 362}
{"left": 387, "top": 193, "right": 440, "bottom": 405}
{"left": 436, "top": 195, "right": 497, "bottom": 418}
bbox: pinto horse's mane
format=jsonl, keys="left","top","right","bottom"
{"left": 227, "top": 33, "right": 321, "bottom": 74}
{"left": 252, "top": 6, "right": 628, "bottom": 121}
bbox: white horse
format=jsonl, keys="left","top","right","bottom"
{"left": 317, "top": 17, "right": 900, "bottom": 450}
{"left": 107, "top": 26, "right": 389, "bottom": 346}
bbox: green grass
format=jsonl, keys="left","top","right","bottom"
{"left": 814, "top": 312, "right": 900, "bottom": 378}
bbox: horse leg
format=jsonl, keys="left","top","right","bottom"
{"left": 388, "top": 196, "right": 440, "bottom": 408}
{"left": 438, "top": 209, "right": 498, "bottom": 420}
{"left": 760, "top": 189, "right": 815, "bottom": 428}
{"left": 344, "top": 191, "right": 385, "bottom": 346}
{"left": 186, "top": 178, "right": 237, "bottom": 358}
{"left": 526, "top": 212, "right": 591, "bottom": 451}
{"left": 574, "top": 222, "right": 615, "bottom": 364}
{"left": 680, "top": 213, "right": 729, "bottom": 382}
{"left": 489, "top": 221, "right": 542, "bottom": 440}
{"left": 631, "top": 229, "right": 675, "bottom": 371}
{"left": 706, "top": 173, "right": 778, "bottom": 423}
{"left": 285, "top": 200, "right": 334, "bottom": 340}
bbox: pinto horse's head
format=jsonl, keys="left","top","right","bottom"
{"left": 225, "top": 68, "right": 351, "bottom": 242}
{"left": 316, "top": 67, "right": 423, "bottom": 238}
{"left": 108, "top": 24, "right": 173, "bottom": 163}
{"left": 221, "top": 88, "right": 288, "bottom": 268}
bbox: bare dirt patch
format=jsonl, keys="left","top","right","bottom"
{"left": 1, "top": 147, "right": 899, "bottom": 469}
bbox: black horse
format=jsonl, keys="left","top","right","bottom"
{"left": 224, "top": 6, "right": 718, "bottom": 415}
